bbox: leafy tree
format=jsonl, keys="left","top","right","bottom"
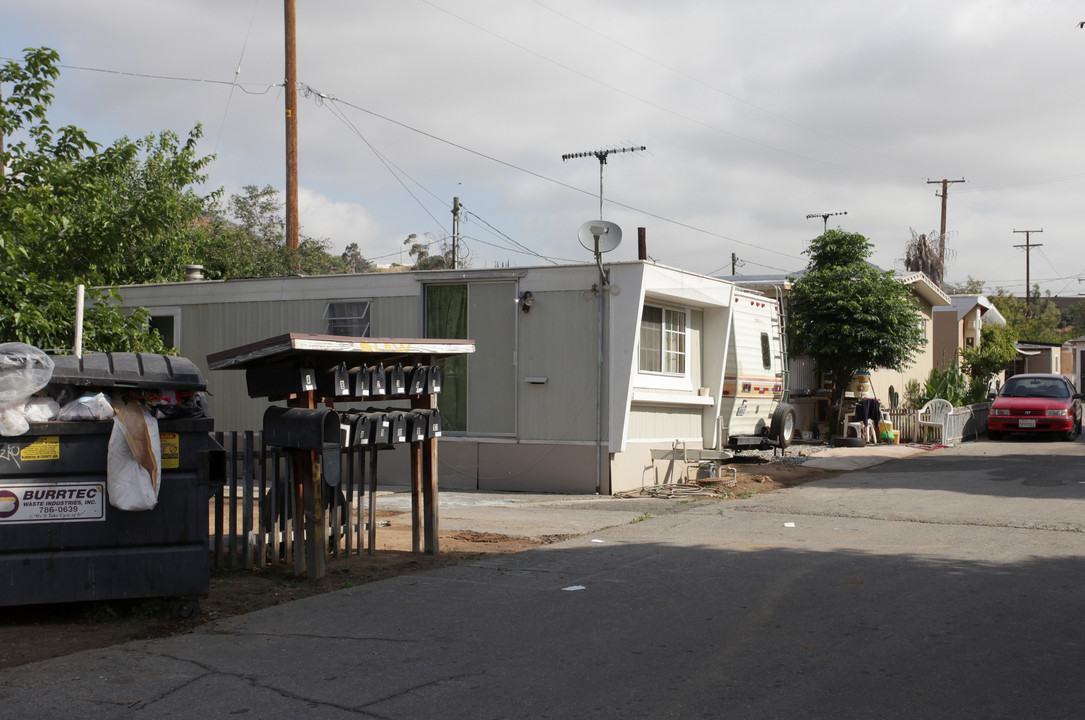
{"left": 403, "top": 233, "right": 453, "bottom": 270}
{"left": 191, "top": 185, "right": 350, "bottom": 278}
{"left": 988, "top": 287, "right": 1060, "bottom": 343}
{"left": 0, "top": 48, "right": 174, "bottom": 352}
{"left": 945, "top": 276, "right": 985, "bottom": 295}
{"left": 787, "top": 229, "right": 926, "bottom": 410}
{"left": 341, "top": 242, "right": 372, "bottom": 273}
{"left": 959, "top": 323, "right": 1017, "bottom": 387}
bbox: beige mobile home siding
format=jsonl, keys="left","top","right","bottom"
{"left": 627, "top": 405, "right": 704, "bottom": 441}
{"left": 517, "top": 286, "right": 603, "bottom": 443}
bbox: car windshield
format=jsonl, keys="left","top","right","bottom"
{"left": 1000, "top": 377, "right": 1070, "bottom": 399}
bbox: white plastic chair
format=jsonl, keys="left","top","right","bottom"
{"left": 917, "top": 398, "right": 952, "bottom": 444}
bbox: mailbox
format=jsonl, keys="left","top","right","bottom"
{"left": 386, "top": 364, "right": 407, "bottom": 396}
{"left": 262, "top": 406, "right": 343, "bottom": 486}
{"left": 315, "top": 361, "right": 351, "bottom": 399}
{"left": 427, "top": 365, "right": 442, "bottom": 394}
{"left": 350, "top": 365, "right": 371, "bottom": 398}
{"left": 246, "top": 362, "right": 316, "bottom": 399}
{"left": 423, "top": 408, "right": 442, "bottom": 438}
{"left": 343, "top": 411, "right": 372, "bottom": 446}
{"left": 404, "top": 365, "right": 428, "bottom": 396}
{"left": 370, "top": 365, "right": 387, "bottom": 397}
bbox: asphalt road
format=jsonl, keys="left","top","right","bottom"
{"left": 3, "top": 436, "right": 1084, "bottom": 719}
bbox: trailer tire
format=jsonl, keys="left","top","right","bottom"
{"left": 831, "top": 436, "right": 866, "bottom": 448}
{"left": 770, "top": 403, "right": 796, "bottom": 449}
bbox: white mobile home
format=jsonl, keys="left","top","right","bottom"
{"left": 116, "top": 261, "right": 787, "bottom": 494}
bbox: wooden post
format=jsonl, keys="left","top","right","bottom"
{"left": 410, "top": 440, "right": 423, "bottom": 553}
{"left": 412, "top": 391, "right": 439, "bottom": 556}
{"left": 288, "top": 390, "right": 326, "bottom": 579}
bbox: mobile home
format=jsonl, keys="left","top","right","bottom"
{"left": 116, "top": 261, "right": 790, "bottom": 494}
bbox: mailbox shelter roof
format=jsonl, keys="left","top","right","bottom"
{"left": 207, "top": 333, "right": 475, "bottom": 371}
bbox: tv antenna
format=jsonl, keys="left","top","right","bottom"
{"left": 562, "top": 145, "right": 646, "bottom": 219}
{"left": 806, "top": 211, "right": 847, "bottom": 233}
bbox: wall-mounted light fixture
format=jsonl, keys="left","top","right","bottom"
{"left": 518, "top": 291, "right": 535, "bottom": 313}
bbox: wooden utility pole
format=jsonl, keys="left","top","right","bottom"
{"left": 284, "top": 0, "right": 299, "bottom": 252}
{"left": 451, "top": 196, "right": 461, "bottom": 269}
{"left": 1013, "top": 228, "right": 1043, "bottom": 315}
{"left": 927, "top": 178, "right": 964, "bottom": 243}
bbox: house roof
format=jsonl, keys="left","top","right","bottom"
{"left": 933, "top": 294, "right": 1007, "bottom": 326}
{"left": 723, "top": 269, "right": 951, "bottom": 307}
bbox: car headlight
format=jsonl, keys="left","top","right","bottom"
{"left": 992, "top": 408, "right": 1011, "bottom": 416}
{"left": 1045, "top": 408, "right": 1070, "bottom": 417}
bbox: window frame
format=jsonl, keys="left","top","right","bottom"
{"left": 636, "top": 302, "right": 692, "bottom": 391}
{"left": 323, "top": 300, "right": 372, "bottom": 337}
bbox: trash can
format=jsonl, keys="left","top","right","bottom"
{"left": 0, "top": 353, "right": 224, "bottom": 608}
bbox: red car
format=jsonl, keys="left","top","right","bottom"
{"left": 987, "top": 373, "right": 1082, "bottom": 441}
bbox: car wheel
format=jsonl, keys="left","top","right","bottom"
{"left": 987, "top": 429, "right": 1003, "bottom": 441}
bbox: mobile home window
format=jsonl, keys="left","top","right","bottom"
{"left": 760, "top": 332, "right": 771, "bottom": 369}
{"left": 639, "top": 305, "right": 686, "bottom": 374}
{"left": 324, "top": 301, "right": 371, "bottom": 337}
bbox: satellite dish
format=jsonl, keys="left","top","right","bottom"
{"left": 578, "top": 220, "right": 622, "bottom": 254}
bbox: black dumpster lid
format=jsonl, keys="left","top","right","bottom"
{"left": 50, "top": 353, "right": 206, "bottom": 390}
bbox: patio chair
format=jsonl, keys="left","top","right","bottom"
{"left": 844, "top": 398, "right": 880, "bottom": 443}
{"left": 917, "top": 398, "right": 952, "bottom": 444}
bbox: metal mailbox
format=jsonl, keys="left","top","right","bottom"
{"left": 262, "top": 406, "right": 342, "bottom": 486}
{"left": 315, "top": 361, "right": 351, "bottom": 399}
{"left": 246, "top": 362, "right": 316, "bottom": 399}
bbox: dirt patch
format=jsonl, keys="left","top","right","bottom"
{"left": 0, "top": 458, "right": 828, "bottom": 669}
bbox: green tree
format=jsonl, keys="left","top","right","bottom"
{"left": 988, "top": 288, "right": 1060, "bottom": 343}
{"left": 787, "top": 229, "right": 926, "bottom": 409}
{"left": 403, "top": 233, "right": 453, "bottom": 270}
{"left": 191, "top": 185, "right": 349, "bottom": 278}
{"left": 959, "top": 323, "right": 1017, "bottom": 386}
{"left": 945, "top": 276, "right": 985, "bottom": 295}
{"left": 0, "top": 48, "right": 177, "bottom": 352}
{"left": 341, "top": 242, "right": 372, "bottom": 273}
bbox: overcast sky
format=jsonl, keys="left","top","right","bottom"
{"left": 4, "top": 1, "right": 1085, "bottom": 295}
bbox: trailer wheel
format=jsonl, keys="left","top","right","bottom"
{"left": 770, "top": 403, "right": 796, "bottom": 449}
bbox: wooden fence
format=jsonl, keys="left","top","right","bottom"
{"left": 210, "top": 431, "right": 375, "bottom": 570}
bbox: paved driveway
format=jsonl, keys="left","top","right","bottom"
{"left": 3, "top": 437, "right": 1084, "bottom": 719}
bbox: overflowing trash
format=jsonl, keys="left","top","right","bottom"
{"left": 0, "top": 346, "right": 213, "bottom": 513}
{"left": 0, "top": 343, "right": 56, "bottom": 436}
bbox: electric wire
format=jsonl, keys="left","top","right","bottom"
{"left": 213, "top": 0, "right": 262, "bottom": 157}
{"left": 420, "top": 0, "right": 918, "bottom": 182}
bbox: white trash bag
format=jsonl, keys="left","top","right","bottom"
{"left": 107, "top": 395, "right": 161, "bottom": 511}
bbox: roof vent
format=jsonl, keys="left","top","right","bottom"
{"left": 183, "top": 264, "right": 205, "bottom": 282}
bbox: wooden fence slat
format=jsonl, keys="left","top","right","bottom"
{"left": 242, "top": 431, "right": 255, "bottom": 570}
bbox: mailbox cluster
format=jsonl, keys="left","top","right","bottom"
{"left": 254, "top": 362, "right": 443, "bottom": 479}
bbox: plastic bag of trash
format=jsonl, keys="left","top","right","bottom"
{"left": 57, "top": 392, "right": 114, "bottom": 421}
{"left": 23, "top": 396, "right": 60, "bottom": 423}
{"left": 107, "top": 395, "right": 161, "bottom": 511}
{"left": 0, "top": 401, "right": 29, "bottom": 436}
{"left": 0, "top": 343, "right": 54, "bottom": 403}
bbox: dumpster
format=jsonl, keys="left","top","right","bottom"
{"left": 0, "top": 352, "right": 224, "bottom": 609}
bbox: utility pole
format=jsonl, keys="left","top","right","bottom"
{"left": 1013, "top": 228, "right": 1043, "bottom": 316}
{"left": 561, "top": 145, "right": 646, "bottom": 220}
{"left": 284, "top": 0, "right": 299, "bottom": 254}
{"left": 451, "top": 196, "right": 461, "bottom": 269}
{"left": 927, "top": 178, "right": 964, "bottom": 241}
{"left": 806, "top": 211, "right": 847, "bottom": 233}
{"left": 731, "top": 252, "right": 738, "bottom": 275}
